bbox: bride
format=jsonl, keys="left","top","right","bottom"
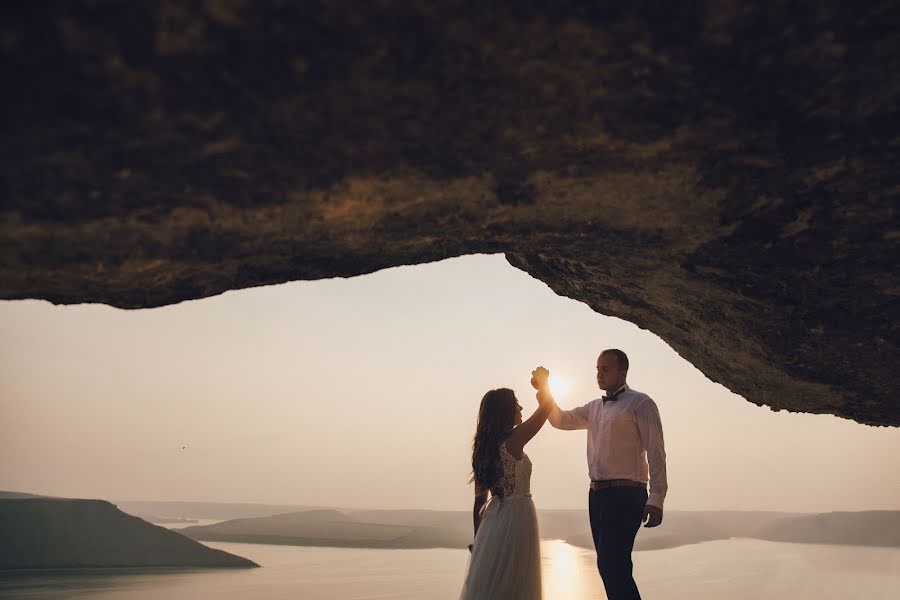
{"left": 459, "top": 368, "right": 553, "bottom": 600}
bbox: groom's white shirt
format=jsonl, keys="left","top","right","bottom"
{"left": 548, "top": 383, "right": 668, "bottom": 509}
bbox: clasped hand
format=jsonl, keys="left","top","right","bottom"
{"left": 530, "top": 366, "right": 552, "bottom": 403}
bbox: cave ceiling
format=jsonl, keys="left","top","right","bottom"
{"left": 1, "top": 1, "right": 898, "bottom": 425}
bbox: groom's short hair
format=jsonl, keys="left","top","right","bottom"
{"left": 601, "top": 349, "right": 629, "bottom": 371}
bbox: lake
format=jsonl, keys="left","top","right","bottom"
{"left": 1, "top": 538, "right": 898, "bottom": 599}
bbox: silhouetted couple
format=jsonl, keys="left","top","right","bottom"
{"left": 459, "top": 349, "right": 667, "bottom": 600}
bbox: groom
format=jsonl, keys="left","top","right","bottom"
{"left": 533, "top": 349, "right": 667, "bottom": 600}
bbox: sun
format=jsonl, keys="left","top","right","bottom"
{"left": 548, "top": 375, "right": 569, "bottom": 399}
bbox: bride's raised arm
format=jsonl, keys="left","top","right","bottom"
{"left": 505, "top": 367, "right": 554, "bottom": 455}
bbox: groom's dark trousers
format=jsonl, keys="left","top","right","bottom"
{"left": 589, "top": 485, "right": 647, "bottom": 600}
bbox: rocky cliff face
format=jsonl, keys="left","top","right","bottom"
{"left": 1, "top": 2, "right": 897, "bottom": 425}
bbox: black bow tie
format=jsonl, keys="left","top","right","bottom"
{"left": 602, "top": 389, "right": 625, "bottom": 403}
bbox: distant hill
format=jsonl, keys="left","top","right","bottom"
{"left": 566, "top": 510, "right": 900, "bottom": 551}
{"left": 140, "top": 515, "right": 199, "bottom": 525}
{"left": 756, "top": 511, "right": 900, "bottom": 547}
{"left": 0, "top": 498, "right": 258, "bottom": 569}
{"left": 0, "top": 491, "right": 51, "bottom": 499}
{"left": 181, "top": 509, "right": 473, "bottom": 549}
{"left": 115, "top": 500, "right": 323, "bottom": 522}
{"left": 340, "top": 509, "right": 810, "bottom": 551}
{"left": 183, "top": 507, "right": 900, "bottom": 551}
{"left": 10, "top": 492, "right": 897, "bottom": 553}
{"left": 565, "top": 510, "right": 802, "bottom": 551}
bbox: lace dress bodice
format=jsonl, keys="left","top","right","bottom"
{"left": 462, "top": 441, "right": 541, "bottom": 599}
{"left": 490, "top": 443, "right": 532, "bottom": 498}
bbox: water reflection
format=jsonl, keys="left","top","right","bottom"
{"left": 1, "top": 539, "right": 898, "bottom": 599}
{"left": 542, "top": 539, "right": 602, "bottom": 599}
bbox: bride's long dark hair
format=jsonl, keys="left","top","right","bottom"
{"left": 470, "top": 388, "right": 517, "bottom": 493}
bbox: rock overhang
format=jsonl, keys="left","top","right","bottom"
{"left": 1, "top": 1, "right": 897, "bottom": 425}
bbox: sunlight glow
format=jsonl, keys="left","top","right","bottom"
{"left": 542, "top": 539, "right": 597, "bottom": 599}
{"left": 546, "top": 539, "right": 577, "bottom": 576}
{"left": 548, "top": 375, "right": 569, "bottom": 399}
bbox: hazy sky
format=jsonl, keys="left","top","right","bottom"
{"left": 1, "top": 254, "right": 898, "bottom": 512}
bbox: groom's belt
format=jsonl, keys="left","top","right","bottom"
{"left": 590, "top": 479, "right": 646, "bottom": 491}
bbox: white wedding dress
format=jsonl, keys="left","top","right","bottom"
{"left": 459, "top": 442, "right": 542, "bottom": 600}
